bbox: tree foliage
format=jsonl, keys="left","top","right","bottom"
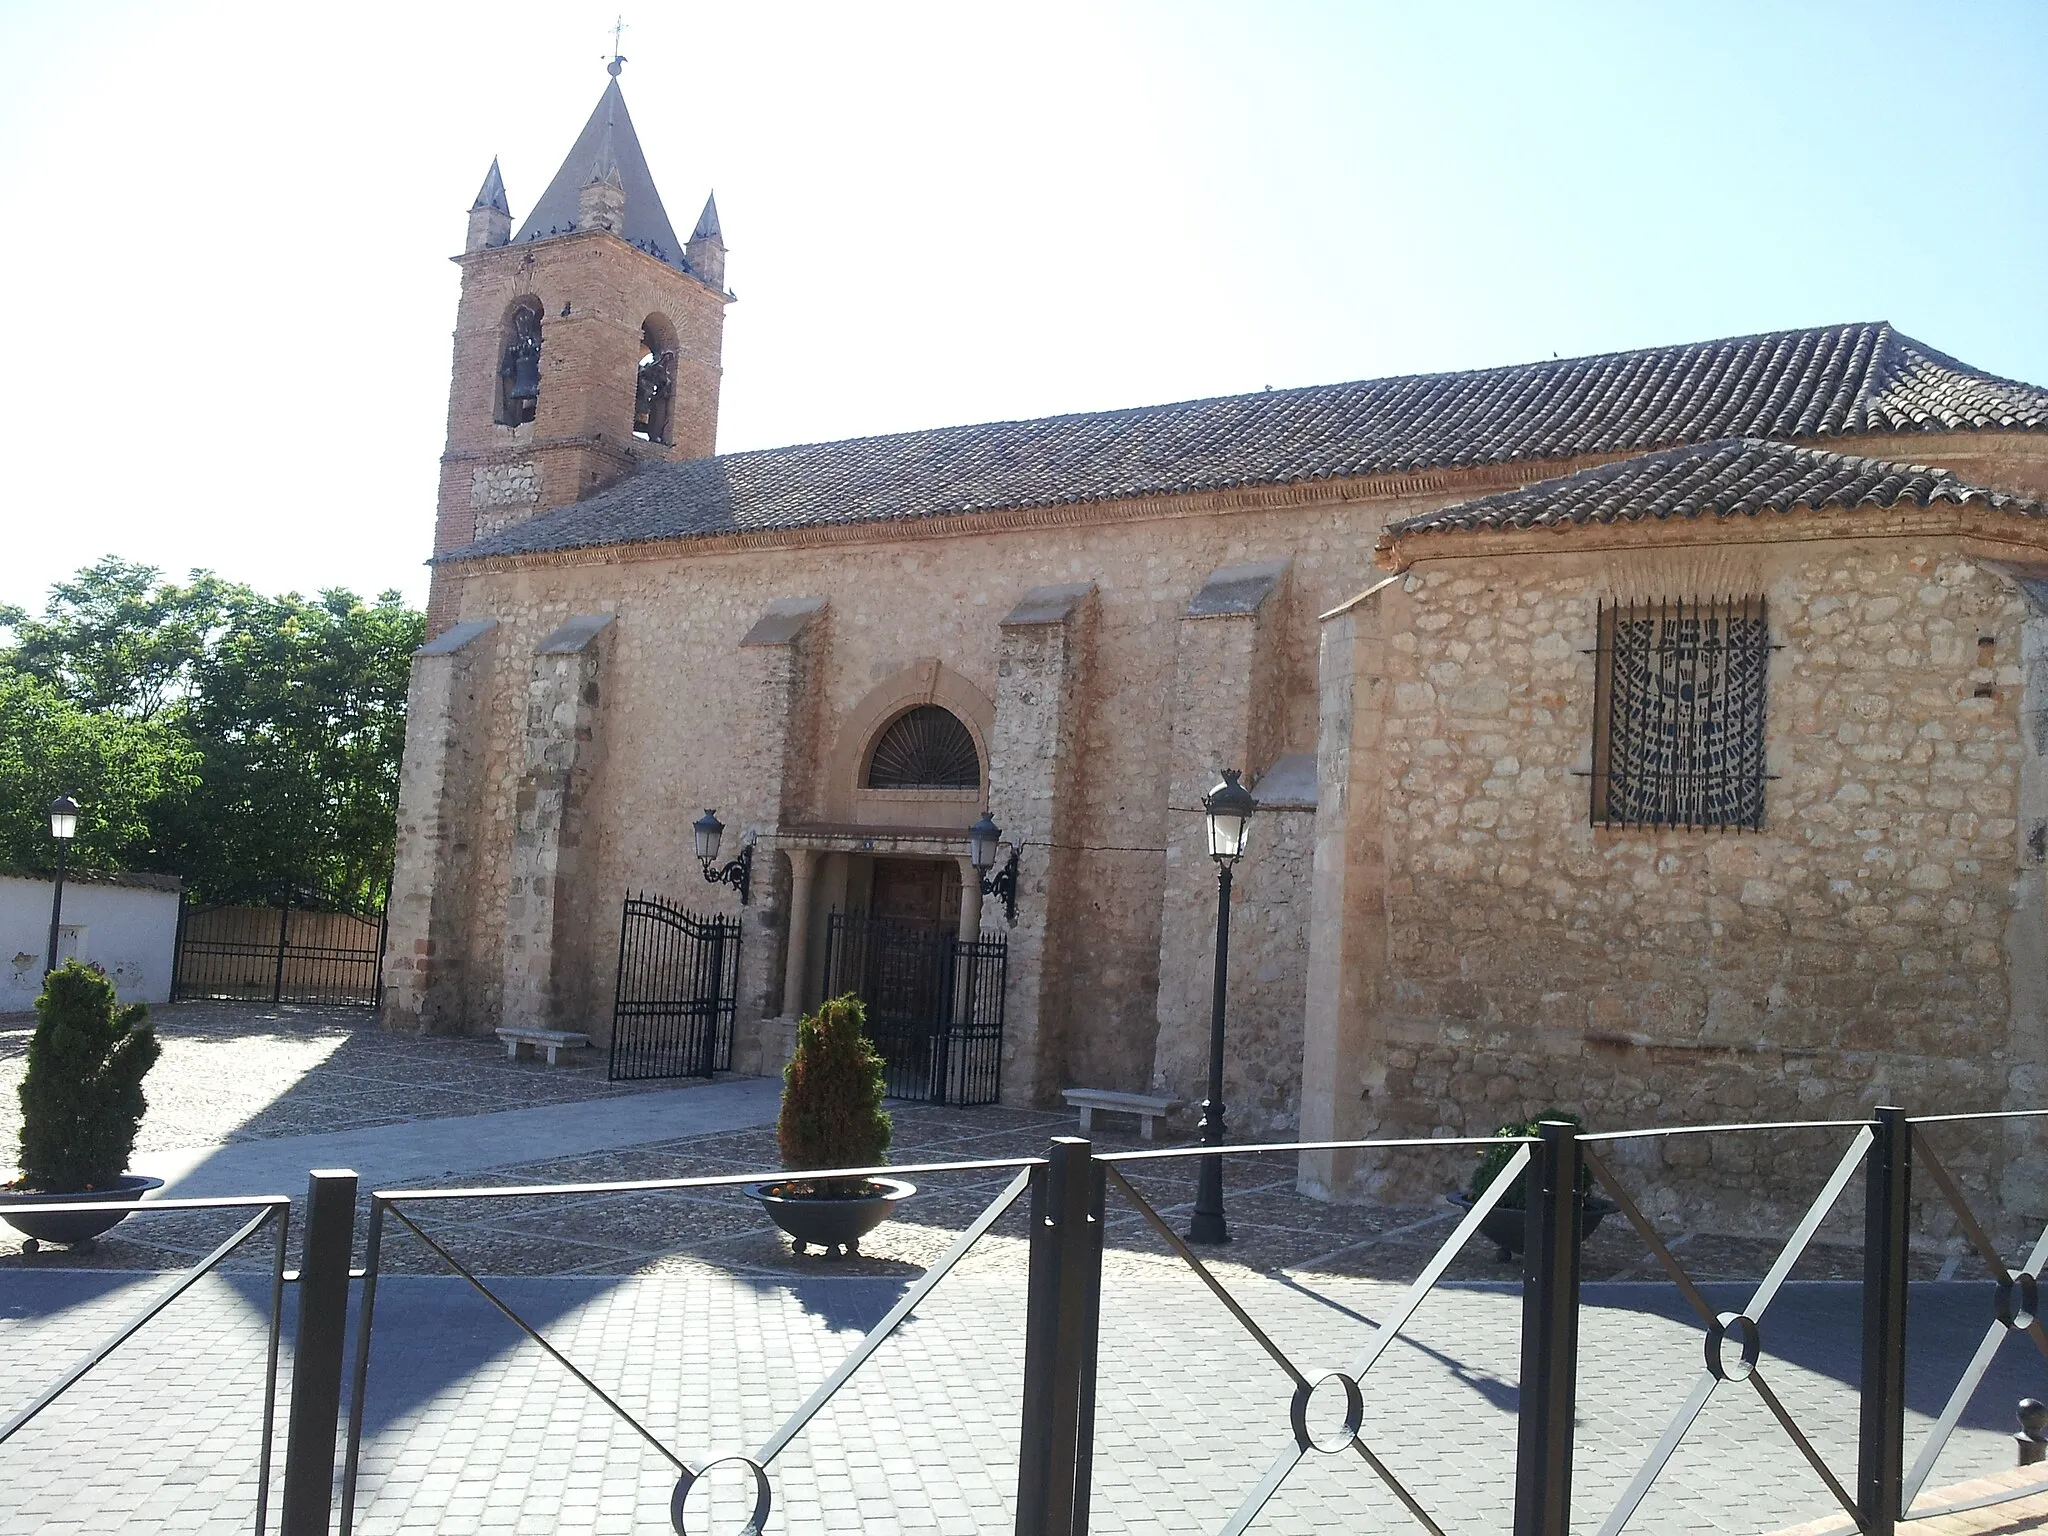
{"left": 1, "top": 558, "right": 424, "bottom": 908}
{"left": 778, "top": 994, "right": 892, "bottom": 1196}
{"left": 15, "top": 962, "right": 161, "bottom": 1192}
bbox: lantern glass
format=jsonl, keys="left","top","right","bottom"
{"left": 692, "top": 808, "right": 724, "bottom": 863}
{"left": 968, "top": 811, "right": 1001, "bottom": 873}
{"left": 1202, "top": 771, "right": 1256, "bottom": 865}
{"left": 48, "top": 795, "right": 79, "bottom": 843}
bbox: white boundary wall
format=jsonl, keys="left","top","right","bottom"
{"left": 1, "top": 874, "right": 181, "bottom": 1009}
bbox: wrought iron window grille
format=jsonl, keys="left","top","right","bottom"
{"left": 1584, "top": 595, "right": 1778, "bottom": 832}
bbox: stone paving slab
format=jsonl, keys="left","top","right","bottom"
{"left": 4, "top": 1264, "right": 2045, "bottom": 1535}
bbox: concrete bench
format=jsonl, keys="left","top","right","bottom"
{"left": 1062, "top": 1088, "right": 1180, "bottom": 1141}
{"left": 495, "top": 1027, "right": 591, "bottom": 1066}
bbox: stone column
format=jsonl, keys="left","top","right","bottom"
{"left": 1150, "top": 560, "right": 1291, "bottom": 1122}
{"left": 500, "top": 615, "right": 613, "bottom": 1035}
{"left": 1298, "top": 578, "right": 1398, "bottom": 1199}
{"left": 988, "top": 583, "right": 1096, "bottom": 1105}
{"left": 382, "top": 620, "right": 498, "bottom": 1033}
{"left": 955, "top": 856, "right": 984, "bottom": 937}
{"left": 732, "top": 597, "right": 828, "bottom": 1072}
{"left": 783, "top": 847, "right": 818, "bottom": 1014}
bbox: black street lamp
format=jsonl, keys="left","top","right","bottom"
{"left": 44, "top": 795, "right": 79, "bottom": 975}
{"left": 968, "top": 810, "right": 1020, "bottom": 926}
{"left": 1188, "top": 768, "right": 1255, "bottom": 1245}
{"left": 693, "top": 809, "right": 754, "bottom": 905}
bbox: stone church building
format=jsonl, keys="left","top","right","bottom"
{"left": 387, "top": 67, "right": 2048, "bottom": 1216}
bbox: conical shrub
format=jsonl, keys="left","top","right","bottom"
{"left": 777, "top": 994, "right": 890, "bottom": 1197}
{"left": 15, "top": 961, "right": 161, "bottom": 1193}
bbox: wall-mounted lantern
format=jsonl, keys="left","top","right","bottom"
{"left": 693, "top": 808, "right": 754, "bottom": 905}
{"left": 968, "top": 810, "right": 1021, "bottom": 927}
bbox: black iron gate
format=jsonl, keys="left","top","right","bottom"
{"left": 171, "top": 896, "right": 386, "bottom": 1006}
{"left": 609, "top": 893, "right": 740, "bottom": 1081}
{"left": 822, "top": 913, "right": 1006, "bottom": 1105}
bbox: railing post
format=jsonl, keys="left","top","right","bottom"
{"left": 1859, "top": 1105, "right": 1911, "bottom": 1535}
{"left": 1016, "top": 1137, "right": 1104, "bottom": 1536}
{"left": 273, "top": 899, "right": 292, "bottom": 1003}
{"left": 1514, "top": 1120, "right": 1583, "bottom": 1536}
{"left": 282, "top": 1169, "right": 358, "bottom": 1536}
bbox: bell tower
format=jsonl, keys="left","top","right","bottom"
{"left": 426, "top": 58, "right": 732, "bottom": 631}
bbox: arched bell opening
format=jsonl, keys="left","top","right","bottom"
{"left": 495, "top": 298, "right": 544, "bottom": 427}
{"left": 634, "top": 315, "right": 679, "bottom": 444}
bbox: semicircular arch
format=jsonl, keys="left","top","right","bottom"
{"left": 822, "top": 660, "right": 994, "bottom": 828}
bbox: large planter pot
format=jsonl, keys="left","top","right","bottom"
{"left": 1448, "top": 1190, "right": 1618, "bottom": 1264}
{"left": 1, "top": 1174, "right": 166, "bottom": 1251}
{"left": 746, "top": 1177, "right": 917, "bottom": 1259}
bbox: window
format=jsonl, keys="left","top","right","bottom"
{"left": 495, "top": 301, "right": 543, "bottom": 426}
{"left": 865, "top": 706, "right": 981, "bottom": 789}
{"left": 1592, "top": 596, "right": 1770, "bottom": 830}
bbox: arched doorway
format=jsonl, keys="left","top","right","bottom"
{"left": 799, "top": 685, "right": 1007, "bottom": 1104}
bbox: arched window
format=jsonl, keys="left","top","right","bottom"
{"left": 634, "top": 317, "right": 677, "bottom": 444}
{"left": 865, "top": 706, "right": 981, "bottom": 789}
{"left": 495, "top": 300, "right": 543, "bottom": 426}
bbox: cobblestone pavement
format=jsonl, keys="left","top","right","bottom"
{"left": 4, "top": 1006, "right": 2045, "bottom": 1532}
{"left": 0, "top": 1000, "right": 674, "bottom": 1163}
{"left": 4, "top": 1261, "right": 2043, "bottom": 1536}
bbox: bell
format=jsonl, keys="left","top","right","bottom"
{"left": 505, "top": 345, "right": 541, "bottom": 403}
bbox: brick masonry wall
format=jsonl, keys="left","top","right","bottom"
{"left": 425, "top": 229, "right": 728, "bottom": 633}
{"left": 1310, "top": 532, "right": 2048, "bottom": 1240}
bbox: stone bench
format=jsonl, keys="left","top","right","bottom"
{"left": 1062, "top": 1088, "right": 1180, "bottom": 1141}
{"left": 495, "top": 1027, "right": 591, "bottom": 1066}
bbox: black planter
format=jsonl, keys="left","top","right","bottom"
{"left": 747, "top": 1177, "right": 917, "bottom": 1259}
{"left": 1448, "top": 1190, "right": 1617, "bottom": 1264}
{"left": 1, "top": 1174, "right": 166, "bottom": 1251}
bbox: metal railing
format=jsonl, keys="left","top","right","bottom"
{"left": 0, "top": 1191, "right": 292, "bottom": 1532}
{"left": 9, "top": 1108, "right": 2048, "bottom": 1534}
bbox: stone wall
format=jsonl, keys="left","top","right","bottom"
{"left": 1304, "top": 532, "right": 2048, "bottom": 1241}
{"left": 400, "top": 477, "right": 1456, "bottom": 1107}
{"left": 393, "top": 428, "right": 2048, "bottom": 1158}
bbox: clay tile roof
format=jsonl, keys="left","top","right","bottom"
{"left": 1383, "top": 437, "right": 2044, "bottom": 539}
{"left": 443, "top": 322, "right": 2048, "bottom": 564}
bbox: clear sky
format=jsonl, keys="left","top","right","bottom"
{"left": 1, "top": 0, "right": 2043, "bottom": 612}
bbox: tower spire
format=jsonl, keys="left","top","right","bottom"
{"left": 466, "top": 157, "right": 512, "bottom": 251}
{"left": 687, "top": 193, "right": 726, "bottom": 288}
{"left": 514, "top": 67, "right": 680, "bottom": 260}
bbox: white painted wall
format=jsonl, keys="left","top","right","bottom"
{"left": 0, "top": 875, "right": 181, "bottom": 1008}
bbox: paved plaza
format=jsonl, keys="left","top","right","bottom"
{"left": 2, "top": 1003, "right": 2046, "bottom": 1534}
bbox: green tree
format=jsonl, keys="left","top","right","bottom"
{"left": 164, "top": 586, "right": 422, "bottom": 906}
{"left": 0, "top": 668, "right": 198, "bottom": 875}
{"left": 1, "top": 561, "right": 423, "bottom": 908}
{"left": 3, "top": 556, "right": 231, "bottom": 719}
{"left": 778, "top": 995, "right": 892, "bottom": 1196}
{"left": 15, "top": 962, "right": 161, "bottom": 1192}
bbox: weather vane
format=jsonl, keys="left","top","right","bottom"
{"left": 606, "top": 14, "right": 628, "bottom": 76}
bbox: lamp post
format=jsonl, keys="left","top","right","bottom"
{"left": 967, "top": 811, "right": 1020, "bottom": 926}
{"left": 44, "top": 795, "right": 79, "bottom": 975}
{"left": 693, "top": 809, "right": 755, "bottom": 905}
{"left": 1188, "top": 768, "right": 1255, "bottom": 1245}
